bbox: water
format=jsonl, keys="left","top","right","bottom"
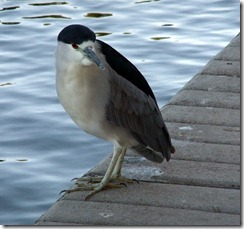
{"left": 0, "top": 0, "right": 239, "bottom": 225}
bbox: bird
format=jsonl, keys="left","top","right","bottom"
{"left": 55, "top": 24, "right": 175, "bottom": 200}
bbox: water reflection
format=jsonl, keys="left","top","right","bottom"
{"left": 96, "top": 32, "right": 112, "bottom": 37}
{"left": 0, "top": 159, "right": 28, "bottom": 163}
{"left": 162, "top": 24, "right": 174, "bottom": 27}
{"left": 28, "top": 2, "right": 68, "bottom": 6}
{"left": 151, "top": 36, "right": 171, "bottom": 40}
{"left": 84, "top": 12, "right": 113, "bottom": 18}
{"left": 135, "top": 0, "right": 160, "bottom": 3}
{"left": 23, "top": 15, "right": 71, "bottom": 19}
{"left": 1, "top": 22, "right": 20, "bottom": 25}
{"left": 16, "top": 159, "right": 28, "bottom": 162}
{"left": 0, "top": 82, "right": 15, "bottom": 86}
{"left": 0, "top": 6, "right": 19, "bottom": 11}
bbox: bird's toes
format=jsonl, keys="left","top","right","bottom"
{"left": 75, "top": 175, "right": 104, "bottom": 185}
{"left": 111, "top": 176, "right": 138, "bottom": 184}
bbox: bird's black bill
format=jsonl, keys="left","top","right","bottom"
{"left": 83, "top": 46, "right": 105, "bottom": 70}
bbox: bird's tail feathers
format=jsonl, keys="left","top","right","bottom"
{"left": 131, "top": 145, "right": 164, "bottom": 163}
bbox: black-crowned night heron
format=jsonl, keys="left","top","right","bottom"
{"left": 56, "top": 24, "right": 175, "bottom": 200}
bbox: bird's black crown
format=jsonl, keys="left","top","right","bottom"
{"left": 57, "top": 24, "right": 96, "bottom": 44}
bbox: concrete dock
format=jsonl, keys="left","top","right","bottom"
{"left": 36, "top": 33, "right": 240, "bottom": 226}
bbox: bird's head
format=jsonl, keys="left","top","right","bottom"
{"left": 56, "top": 24, "right": 105, "bottom": 70}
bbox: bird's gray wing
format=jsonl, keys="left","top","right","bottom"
{"left": 105, "top": 73, "right": 172, "bottom": 160}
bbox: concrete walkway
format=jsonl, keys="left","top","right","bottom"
{"left": 36, "top": 33, "right": 240, "bottom": 226}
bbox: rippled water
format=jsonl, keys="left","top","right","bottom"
{"left": 0, "top": 0, "right": 239, "bottom": 225}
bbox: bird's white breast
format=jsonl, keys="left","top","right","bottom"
{"left": 55, "top": 45, "right": 110, "bottom": 139}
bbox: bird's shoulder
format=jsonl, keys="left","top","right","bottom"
{"left": 96, "top": 39, "right": 156, "bottom": 102}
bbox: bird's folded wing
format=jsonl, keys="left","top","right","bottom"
{"left": 105, "top": 74, "right": 171, "bottom": 156}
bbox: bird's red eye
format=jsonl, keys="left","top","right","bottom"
{"left": 71, "top": 43, "right": 78, "bottom": 49}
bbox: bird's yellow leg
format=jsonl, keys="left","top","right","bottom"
{"left": 111, "top": 147, "right": 137, "bottom": 184}
{"left": 75, "top": 147, "right": 127, "bottom": 183}
{"left": 77, "top": 147, "right": 134, "bottom": 184}
{"left": 111, "top": 147, "right": 126, "bottom": 179}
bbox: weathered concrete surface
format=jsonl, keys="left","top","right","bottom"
{"left": 168, "top": 90, "right": 239, "bottom": 109}
{"left": 167, "top": 122, "right": 240, "bottom": 145}
{"left": 85, "top": 154, "right": 240, "bottom": 189}
{"left": 36, "top": 33, "right": 240, "bottom": 226}
{"left": 182, "top": 74, "right": 240, "bottom": 93}
{"left": 165, "top": 140, "right": 240, "bottom": 164}
{"left": 37, "top": 199, "right": 239, "bottom": 226}
{"left": 201, "top": 60, "right": 240, "bottom": 76}
{"left": 63, "top": 182, "right": 240, "bottom": 214}
{"left": 163, "top": 105, "right": 240, "bottom": 126}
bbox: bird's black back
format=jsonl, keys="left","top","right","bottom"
{"left": 97, "top": 40, "right": 157, "bottom": 103}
